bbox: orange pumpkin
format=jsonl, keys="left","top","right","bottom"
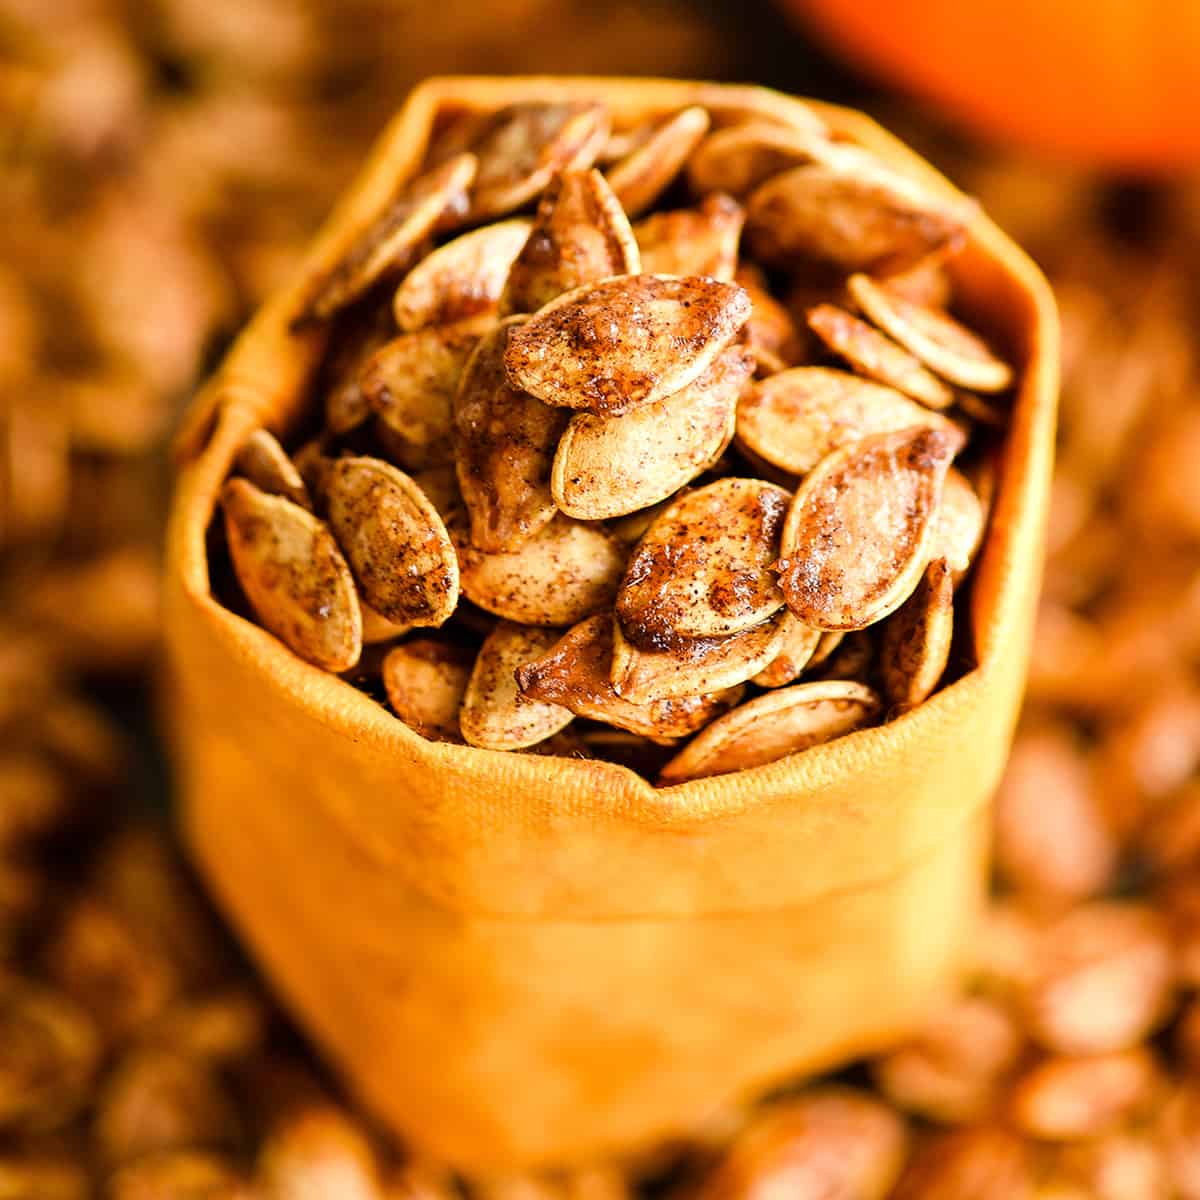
{"left": 787, "top": 0, "right": 1200, "bottom": 169}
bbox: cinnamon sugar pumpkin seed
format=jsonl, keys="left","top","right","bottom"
{"left": 456, "top": 515, "right": 625, "bottom": 627}
{"left": 515, "top": 614, "right": 741, "bottom": 743}
{"left": 807, "top": 303, "right": 956, "bottom": 410}
{"left": 605, "top": 105, "right": 711, "bottom": 217}
{"left": 934, "top": 467, "right": 987, "bottom": 584}
{"left": 382, "top": 638, "right": 474, "bottom": 742}
{"left": 751, "top": 614, "right": 823, "bottom": 688}
{"left": 453, "top": 317, "right": 569, "bottom": 552}
{"left": 745, "top": 158, "right": 967, "bottom": 273}
{"left": 880, "top": 558, "right": 955, "bottom": 709}
{"left": 611, "top": 609, "right": 788, "bottom": 703}
{"left": 848, "top": 273, "right": 1015, "bottom": 392}
{"left": 735, "top": 263, "right": 804, "bottom": 371}
{"left": 498, "top": 169, "right": 640, "bottom": 318}
{"left": 324, "top": 456, "right": 459, "bottom": 628}
{"left": 220, "top": 479, "right": 362, "bottom": 673}
{"left": 735, "top": 366, "right": 957, "bottom": 477}
{"left": 617, "top": 477, "right": 791, "bottom": 646}
{"left": 392, "top": 218, "right": 532, "bottom": 333}
{"left": 634, "top": 194, "right": 744, "bottom": 281}
{"left": 360, "top": 316, "right": 492, "bottom": 470}
{"left": 777, "top": 425, "right": 964, "bottom": 631}
{"left": 299, "top": 153, "right": 477, "bottom": 322}
{"left": 233, "top": 430, "right": 309, "bottom": 510}
{"left": 659, "top": 679, "right": 882, "bottom": 784}
{"left": 551, "top": 346, "right": 752, "bottom": 521}
{"left": 504, "top": 274, "right": 752, "bottom": 416}
{"left": 460, "top": 623, "right": 574, "bottom": 751}
{"left": 466, "top": 102, "right": 611, "bottom": 222}
{"left": 686, "top": 120, "right": 836, "bottom": 198}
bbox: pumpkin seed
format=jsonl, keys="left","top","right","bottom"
{"left": 233, "top": 430, "right": 309, "bottom": 510}
{"left": 812, "top": 628, "right": 877, "bottom": 683}
{"left": 298, "top": 153, "right": 477, "bottom": 322}
{"left": 634, "top": 193, "right": 744, "bottom": 281}
{"left": 658, "top": 679, "right": 882, "bottom": 783}
{"left": 745, "top": 158, "right": 968, "bottom": 273}
{"left": 466, "top": 102, "right": 611, "bottom": 222}
{"left": 776, "top": 425, "right": 964, "bottom": 630}
{"left": 504, "top": 274, "right": 752, "bottom": 415}
{"left": 515, "top": 614, "right": 741, "bottom": 743}
{"left": 685, "top": 120, "right": 835, "bottom": 198}
{"left": 617, "top": 477, "right": 790, "bottom": 646}
{"left": 459, "top": 623, "right": 575, "bottom": 750}
{"left": 611, "top": 608, "right": 788, "bottom": 703}
{"left": 453, "top": 317, "right": 568, "bottom": 552}
{"left": 848, "top": 273, "right": 1014, "bottom": 393}
{"left": 735, "top": 366, "right": 957, "bottom": 477}
{"left": 321, "top": 295, "right": 397, "bottom": 435}
{"left": 808, "top": 631, "right": 846, "bottom": 670}
{"left": 934, "top": 467, "right": 987, "bottom": 585}
{"left": 220, "top": 478, "right": 362, "bottom": 672}
{"left": 605, "top": 106, "right": 711, "bottom": 217}
{"left": 382, "top": 637, "right": 474, "bottom": 742}
{"left": 735, "top": 263, "right": 804, "bottom": 373}
{"left": 807, "top": 303, "right": 956, "bottom": 410}
{"left": 324, "top": 456, "right": 459, "bottom": 627}
{"left": 498, "top": 168, "right": 640, "bottom": 317}
{"left": 392, "top": 218, "right": 532, "bottom": 333}
{"left": 359, "top": 316, "right": 492, "bottom": 471}
{"left": 360, "top": 603, "right": 411, "bottom": 645}
{"left": 880, "top": 557, "right": 955, "bottom": 709}
{"left": 751, "top": 614, "right": 823, "bottom": 688}
{"left": 455, "top": 514, "right": 624, "bottom": 627}
{"left": 551, "top": 346, "right": 752, "bottom": 521}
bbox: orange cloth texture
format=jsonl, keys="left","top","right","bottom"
{"left": 165, "top": 78, "right": 1059, "bottom": 1169}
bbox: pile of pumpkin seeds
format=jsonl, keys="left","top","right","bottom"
{"left": 216, "top": 97, "right": 1016, "bottom": 782}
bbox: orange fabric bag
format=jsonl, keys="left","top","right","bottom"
{"left": 165, "top": 77, "right": 1058, "bottom": 1169}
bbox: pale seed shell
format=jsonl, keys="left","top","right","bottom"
{"left": 617, "top": 477, "right": 791, "bottom": 646}
{"left": 360, "top": 603, "right": 412, "bottom": 645}
{"left": 685, "top": 120, "right": 840, "bottom": 198}
{"left": 453, "top": 317, "right": 569, "bottom": 552}
{"left": 751, "top": 613, "right": 823, "bottom": 687}
{"left": 498, "top": 169, "right": 640, "bottom": 317}
{"left": 324, "top": 456, "right": 459, "bottom": 627}
{"left": 807, "top": 303, "right": 956, "bottom": 410}
{"left": 933, "top": 467, "right": 987, "bottom": 585}
{"left": 515, "top": 614, "right": 741, "bottom": 743}
{"left": 634, "top": 193, "right": 745, "bottom": 281}
{"left": 220, "top": 478, "right": 362, "bottom": 672}
{"left": 605, "top": 105, "right": 711, "bottom": 217}
{"left": 612, "top": 609, "right": 788, "bottom": 703}
{"left": 848, "top": 273, "right": 1014, "bottom": 393}
{"left": 777, "top": 425, "right": 964, "bottom": 631}
{"left": 880, "top": 557, "right": 955, "bottom": 709}
{"left": 299, "top": 153, "right": 477, "bottom": 322}
{"left": 659, "top": 679, "right": 882, "bottom": 783}
{"left": 459, "top": 623, "right": 575, "bottom": 750}
{"left": 467, "top": 102, "right": 611, "bottom": 221}
{"left": 735, "top": 366, "right": 957, "bottom": 477}
{"left": 233, "top": 430, "right": 309, "bottom": 510}
{"left": 382, "top": 637, "right": 474, "bottom": 741}
{"left": 359, "top": 316, "right": 492, "bottom": 471}
{"left": 551, "top": 346, "right": 752, "bottom": 521}
{"left": 392, "top": 218, "right": 532, "bottom": 333}
{"left": 745, "top": 159, "right": 967, "bottom": 273}
{"left": 455, "top": 514, "right": 625, "bottom": 627}
{"left": 504, "top": 273, "right": 752, "bottom": 416}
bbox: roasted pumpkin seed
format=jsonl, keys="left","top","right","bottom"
{"left": 233, "top": 430, "right": 309, "bottom": 510}
{"left": 605, "top": 105, "right": 711, "bottom": 217}
{"left": 459, "top": 623, "right": 575, "bottom": 750}
{"left": 381, "top": 638, "right": 474, "bottom": 742}
{"left": 880, "top": 558, "right": 955, "bottom": 709}
{"left": 498, "top": 169, "right": 640, "bottom": 317}
{"left": 617, "top": 477, "right": 790, "bottom": 646}
{"left": 551, "top": 346, "right": 752, "bottom": 520}
{"left": 659, "top": 680, "right": 882, "bottom": 783}
{"left": 634, "top": 193, "right": 744, "bottom": 281}
{"left": 515, "top": 614, "right": 741, "bottom": 743}
{"left": 220, "top": 479, "right": 362, "bottom": 672}
{"left": 751, "top": 614, "right": 824, "bottom": 688}
{"left": 324, "top": 456, "right": 459, "bottom": 627}
{"left": 685, "top": 119, "right": 834, "bottom": 198}
{"left": 392, "top": 218, "right": 532, "bottom": 333}
{"left": 777, "top": 426, "right": 964, "bottom": 630}
{"left": 934, "top": 467, "right": 987, "bottom": 585}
